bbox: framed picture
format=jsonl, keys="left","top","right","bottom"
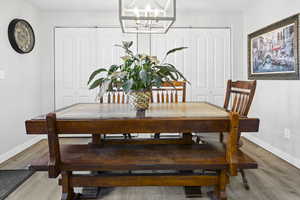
{"left": 248, "top": 14, "right": 299, "bottom": 80}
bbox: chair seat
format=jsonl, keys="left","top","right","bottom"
{"left": 30, "top": 142, "right": 257, "bottom": 172}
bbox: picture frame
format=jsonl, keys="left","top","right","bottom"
{"left": 248, "top": 14, "right": 299, "bottom": 80}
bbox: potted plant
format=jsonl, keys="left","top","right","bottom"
{"left": 87, "top": 41, "right": 188, "bottom": 112}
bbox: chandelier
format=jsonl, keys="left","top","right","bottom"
{"left": 119, "top": 0, "right": 176, "bottom": 34}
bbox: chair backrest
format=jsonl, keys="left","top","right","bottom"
{"left": 99, "top": 81, "right": 186, "bottom": 104}
{"left": 223, "top": 80, "right": 257, "bottom": 117}
{"left": 99, "top": 89, "right": 128, "bottom": 104}
{"left": 151, "top": 81, "right": 186, "bottom": 103}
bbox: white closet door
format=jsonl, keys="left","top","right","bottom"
{"left": 55, "top": 28, "right": 230, "bottom": 109}
{"left": 55, "top": 28, "right": 136, "bottom": 110}
{"left": 151, "top": 29, "right": 190, "bottom": 99}
{"left": 151, "top": 28, "right": 231, "bottom": 106}
{"left": 55, "top": 28, "right": 97, "bottom": 110}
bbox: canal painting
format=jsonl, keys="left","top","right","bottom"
{"left": 251, "top": 23, "right": 296, "bottom": 75}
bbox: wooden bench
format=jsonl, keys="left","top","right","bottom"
{"left": 30, "top": 143, "right": 257, "bottom": 172}
{"left": 27, "top": 111, "right": 258, "bottom": 200}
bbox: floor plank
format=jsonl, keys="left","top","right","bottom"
{"left": 1, "top": 136, "right": 300, "bottom": 200}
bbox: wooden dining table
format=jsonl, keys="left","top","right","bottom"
{"left": 26, "top": 102, "right": 259, "bottom": 135}
{"left": 25, "top": 102, "right": 260, "bottom": 200}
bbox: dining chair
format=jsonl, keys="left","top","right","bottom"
{"left": 92, "top": 88, "right": 131, "bottom": 144}
{"left": 99, "top": 89, "right": 129, "bottom": 104}
{"left": 151, "top": 81, "right": 186, "bottom": 104}
{"left": 151, "top": 81, "right": 187, "bottom": 139}
{"left": 220, "top": 79, "right": 257, "bottom": 190}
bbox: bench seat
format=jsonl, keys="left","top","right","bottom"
{"left": 29, "top": 142, "right": 257, "bottom": 172}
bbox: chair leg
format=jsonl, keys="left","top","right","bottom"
{"left": 61, "top": 171, "right": 77, "bottom": 200}
{"left": 154, "top": 133, "right": 160, "bottom": 139}
{"left": 123, "top": 134, "right": 132, "bottom": 139}
{"left": 219, "top": 132, "right": 224, "bottom": 143}
{"left": 240, "top": 169, "right": 250, "bottom": 190}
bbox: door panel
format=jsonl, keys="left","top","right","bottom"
{"left": 189, "top": 30, "right": 212, "bottom": 103}
{"left": 151, "top": 28, "right": 231, "bottom": 106}
{"left": 151, "top": 29, "right": 190, "bottom": 99}
{"left": 55, "top": 28, "right": 97, "bottom": 109}
{"left": 55, "top": 28, "right": 136, "bottom": 110}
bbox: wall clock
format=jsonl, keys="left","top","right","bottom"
{"left": 8, "top": 19, "right": 35, "bottom": 54}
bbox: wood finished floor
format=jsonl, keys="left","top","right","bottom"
{"left": 1, "top": 136, "right": 300, "bottom": 200}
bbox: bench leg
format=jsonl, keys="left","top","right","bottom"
{"left": 240, "top": 169, "right": 250, "bottom": 190}
{"left": 180, "top": 169, "right": 202, "bottom": 198}
{"left": 61, "top": 171, "right": 77, "bottom": 200}
{"left": 184, "top": 186, "right": 202, "bottom": 198}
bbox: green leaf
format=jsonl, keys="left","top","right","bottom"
{"left": 128, "top": 41, "right": 133, "bottom": 48}
{"left": 87, "top": 68, "right": 107, "bottom": 85}
{"left": 108, "top": 65, "right": 120, "bottom": 74}
{"left": 139, "top": 69, "right": 148, "bottom": 83}
{"left": 165, "top": 63, "right": 190, "bottom": 84}
{"left": 115, "top": 41, "right": 134, "bottom": 55}
{"left": 109, "top": 71, "right": 128, "bottom": 80}
{"left": 98, "top": 79, "right": 111, "bottom": 97}
{"left": 123, "top": 79, "right": 134, "bottom": 93}
{"left": 162, "top": 47, "right": 188, "bottom": 63}
{"left": 89, "top": 78, "right": 105, "bottom": 90}
{"left": 122, "top": 41, "right": 133, "bottom": 48}
{"left": 114, "top": 44, "right": 123, "bottom": 48}
{"left": 152, "top": 76, "right": 163, "bottom": 87}
{"left": 166, "top": 47, "right": 188, "bottom": 56}
{"left": 167, "top": 71, "right": 177, "bottom": 81}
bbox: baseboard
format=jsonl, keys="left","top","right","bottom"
{"left": 0, "top": 136, "right": 45, "bottom": 164}
{"left": 244, "top": 135, "right": 300, "bottom": 169}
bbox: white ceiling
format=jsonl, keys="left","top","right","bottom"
{"left": 26, "top": 0, "right": 250, "bottom": 12}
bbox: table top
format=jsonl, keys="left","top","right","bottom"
{"left": 26, "top": 102, "right": 260, "bottom": 134}
{"left": 35, "top": 102, "right": 229, "bottom": 120}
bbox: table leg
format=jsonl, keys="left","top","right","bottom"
{"left": 183, "top": 133, "right": 193, "bottom": 144}
{"left": 92, "top": 134, "right": 102, "bottom": 145}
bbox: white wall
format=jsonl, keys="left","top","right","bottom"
{"left": 243, "top": 0, "right": 300, "bottom": 168}
{"left": 40, "top": 11, "right": 244, "bottom": 113}
{"left": 0, "top": 0, "right": 42, "bottom": 163}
